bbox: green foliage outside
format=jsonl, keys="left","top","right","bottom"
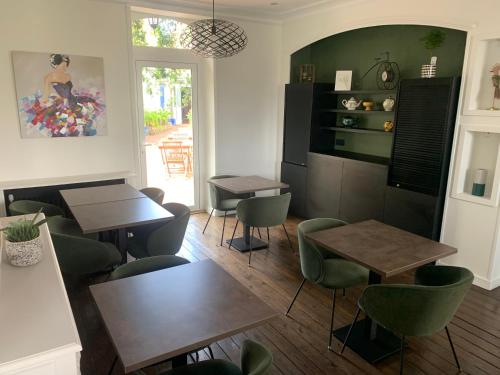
{"left": 1, "top": 210, "right": 48, "bottom": 243}
{"left": 132, "top": 20, "right": 147, "bottom": 46}
{"left": 144, "top": 109, "right": 172, "bottom": 128}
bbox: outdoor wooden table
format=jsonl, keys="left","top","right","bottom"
{"left": 60, "top": 183, "right": 173, "bottom": 263}
{"left": 305, "top": 219, "right": 457, "bottom": 363}
{"left": 208, "top": 175, "right": 289, "bottom": 252}
{"left": 90, "top": 259, "right": 277, "bottom": 374}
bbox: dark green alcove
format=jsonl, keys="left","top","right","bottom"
{"left": 290, "top": 25, "right": 467, "bottom": 158}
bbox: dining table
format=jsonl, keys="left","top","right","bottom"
{"left": 208, "top": 175, "right": 289, "bottom": 252}
{"left": 305, "top": 219, "right": 457, "bottom": 363}
{"left": 60, "top": 183, "right": 173, "bottom": 263}
{"left": 90, "top": 259, "right": 277, "bottom": 373}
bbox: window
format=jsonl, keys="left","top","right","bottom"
{"left": 131, "top": 16, "right": 188, "bottom": 49}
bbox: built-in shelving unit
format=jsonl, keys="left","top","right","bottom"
{"left": 452, "top": 124, "right": 500, "bottom": 206}
{"left": 319, "top": 109, "right": 394, "bottom": 114}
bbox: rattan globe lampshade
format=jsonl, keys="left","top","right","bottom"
{"left": 180, "top": 0, "right": 247, "bottom": 58}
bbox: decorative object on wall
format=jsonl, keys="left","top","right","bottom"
{"left": 1, "top": 210, "right": 47, "bottom": 267}
{"left": 383, "top": 120, "right": 394, "bottom": 132}
{"left": 472, "top": 169, "right": 487, "bottom": 196}
{"left": 362, "top": 100, "right": 375, "bottom": 111}
{"left": 420, "top": 29, "right": 446, "bottom": 78}
{"left": 341, "top": 116, "right": 357, "bottom": 128}
{"left": 341, "top": 97, "right": 361, "bottom": 110}
{"left": 359, "top": 52, "right": 400, "bottom": 90}
{"left": 335, "top": 70, "right": 352, "bottom": 91}
{"left": 12, "top": 51, "right": 106, "bottom": 138}
{"left": 383, "top": 96, "right": 395, "bottom": 111}
{"left": 300, "top": 64, "right": 315, "bottom": 83}
{"left": 180, "top": 0, "right": 247, "bottom": 58}
{"left": 489, "top": 64, "right": 500, "bottom": 110}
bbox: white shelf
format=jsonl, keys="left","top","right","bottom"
{"left": 464, "top": 34, "right": 500, "bottom": 116}
{"left": 452, "top": 124, "right": 500, "bottom": 206}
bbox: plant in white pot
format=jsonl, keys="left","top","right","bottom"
{"left": 1, "top": 210, "right": 47, "bottom": 266}
{"left": 420, "top": 29, "right": 446, "bottom": 78}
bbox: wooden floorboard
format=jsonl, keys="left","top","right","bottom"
{"left": 67, "top": 213, "right": 500, "bottom": 374}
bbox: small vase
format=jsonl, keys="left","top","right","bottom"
{"left": 4, "top": 236, "right": 42, "bottom": 267}
{"left": 421, "top": 64, "right": 436, "bottom": 78}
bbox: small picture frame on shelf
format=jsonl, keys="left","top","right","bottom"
{"left": 335, "top": 70, "right": 352, "bottom": 91}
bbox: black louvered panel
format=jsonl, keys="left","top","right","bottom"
{"left": 388, "top": 78, "right": 459, "bottom": 196}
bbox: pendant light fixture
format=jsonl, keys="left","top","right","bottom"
{"left": 180, "top": 0, "right": 248, "bottom": 58}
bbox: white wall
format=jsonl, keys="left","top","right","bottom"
{"left": 214, "top": 19, "right": 282, "bottom": 180}
{"left": 0, "top": 0, "right": 136, "bottom": 213}
{"left": 279, "top": 0, "right": 500, "bottom": 289}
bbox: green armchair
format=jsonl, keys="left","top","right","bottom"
{"left": 229, "top": 193, "right": 292, "bottom": 266}
{"left": 204, "top": 175, "right": 254, "bottom": 246}
{"left": 133, "top": 339, "right": 273, "bottom": 375}
{"left": 49, "top": 221, "right": 121, "bottom": 275}
{"left": 341, "top": 265, "right": 473, "bottom": 374}
{"left": 9, "top": 199, "right": 64, "bottom": 217}
{"left": 109, "top": 255, "right": 190, "bottom": 281}
{"left": 286, "top": 218, "right": 369, "bottom": 350}
{"left": 128, "top": 202, "right": 190, "bottom": 259}
{"left": 140, "top": 187, "right": 165, "bottom": 205}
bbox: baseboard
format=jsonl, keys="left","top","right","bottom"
{"left": 438, "top": 260, "right": 495, "bottom": 290}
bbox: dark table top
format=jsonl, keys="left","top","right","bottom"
{"left": 60, "top": 183, "right": 145, "bottom": 207}
{"left": 90, "top": 259, "right": 277, "bottom": 373}
{"left": 67, "top": 197, "right": 173, "bottom": 234}
{"left": 306, "top": 220, "right": 457, "bottom": 278}
{"left": 208, "top": 175, "right": 289, "bottom": 194}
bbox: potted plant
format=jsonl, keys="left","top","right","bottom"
{"left": 1, "top": 210, "right": 47, "bottom": 266}
{"left": 420, "top": 29, "right": 446, "bottom": 78}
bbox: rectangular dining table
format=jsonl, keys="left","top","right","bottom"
{"left": 60, "top": 183, "right": 173, "bottom": 263}
{"left": 208, "top": 175, "right": 289, "bottom": 252}
{"left": 306, "top": 219, "right": 457, "bottom": 363}
{"left": 90, "top": 259, "right": 277, "bottom": 373}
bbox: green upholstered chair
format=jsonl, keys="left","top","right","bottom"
{"left": 229, "top": 193, "right": 292, "bottom": 266}
{"left": 286, "top": 218, "right": 369, "bottom": 350}
{"left": 128, "top": 202, "right": 190, "bottom": 259}
{"left": 109, "top": 255, "right": 190, "bottom": 281}
{"left": 49, "top": 225, "right": 121, "bottom": 275}
{"left": 140, "top": 187, "right": 165, "bottom": 205}
{"left": 133, "top": 339, "right": 272, "bottom": 375}
{"left": 341, "top": 265, "right": 474, "bottom": 374}
{"left": 9, "top": 200, "right": 64, "bottom": 217}
{"left": 204, "top": 175, "right": 254, "bottom": 246}
{"left": 47, "top": 216, "right": 98, "bottom": 240}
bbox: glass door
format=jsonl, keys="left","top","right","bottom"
{"left": 136, "top": 61, "right": 199, "bottom": 209}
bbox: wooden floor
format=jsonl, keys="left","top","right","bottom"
{"left": 68, "top": 213, "right": 500, "bottom": 375}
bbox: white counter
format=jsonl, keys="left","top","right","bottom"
{"left": 0, "top": 215, "right": 81, "bottom": 375}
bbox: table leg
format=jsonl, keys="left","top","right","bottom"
{"left": 333, "top": 270, "right": 401, "bottom": 363}
{"left": 117, "top": 228, "right": 128, "bottom": 264}
{"left": 226, "top": 223, "right": 268, "bottom": 252}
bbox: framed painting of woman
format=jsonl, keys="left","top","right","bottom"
{"left": 12, "top": 51, "right": 107, "bottom": 138}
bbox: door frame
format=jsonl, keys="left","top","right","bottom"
{"left": 135, "top": 60, "right": 201, "bottom": 210}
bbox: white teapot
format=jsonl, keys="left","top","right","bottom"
{"left": 341, "top": 97, "right": 361, "bottom": 110}
{"left": 383, "top": 97, "right": 395, "bottom": 111}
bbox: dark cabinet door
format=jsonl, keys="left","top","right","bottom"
{"left": 306, "top": 152, "right": 342, "bottom": 218}
{"left": 383, "top": 186, "right": 437, "bottom": 239}
{"left": 339, "top": 160, "right": 388, "bottom": 223}
{"left": 283, "top": 84, "right": 313, "bottom": 166}
{"left": 281, "top": 162, "right": 307, "bottom": 218}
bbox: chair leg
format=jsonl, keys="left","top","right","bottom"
{"left": 445, "top": 326, "right": 461, "bottom": 370}
{"left": 343, "top": 288, "right": 346, "bottom": 297}
{"left": 328, "top": 289, "right": 337, "bottom": 351}
{"left": 340, "top": 307, "right": 361, "bottom": 354}
{"left": 229, "top": 220, "right": 239, "bottom": 249}
{"left": 202, "top": 208, "right": 214, "bottom": 234}
{"left": 248, "top": 227, "right": 254, "bottom": 267}
{"left": 220, "top": 211, "right": 227, "bottom": 246}
{"left": 400, "top": 335, "right": 405, "bottom": 375}
{"left": 207, "top": 345, "right": 214, "bottom": 359}
{"left": 188, "top": 353, "right": 196, "bottom": 363}
{"left": 267, "top": 227, "right": 270, "bottom": 241}
{"left": 108, "top": 355, "right": 118, "bottom": 375}
{"left": 282, "top": 224, "right": 293, "bottom": 251}
{"left": 257, "top": 227, "right": 262, "bottom": 238}
{"left": 286, "top": 278, "right": 306, "bottom": 316}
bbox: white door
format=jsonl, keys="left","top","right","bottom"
{"left": 136, "top": 61, "right": 200, "bottom": 210}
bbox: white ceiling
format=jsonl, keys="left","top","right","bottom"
{"left": 105, "top": 0, "right": 353, "bottom": 20}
